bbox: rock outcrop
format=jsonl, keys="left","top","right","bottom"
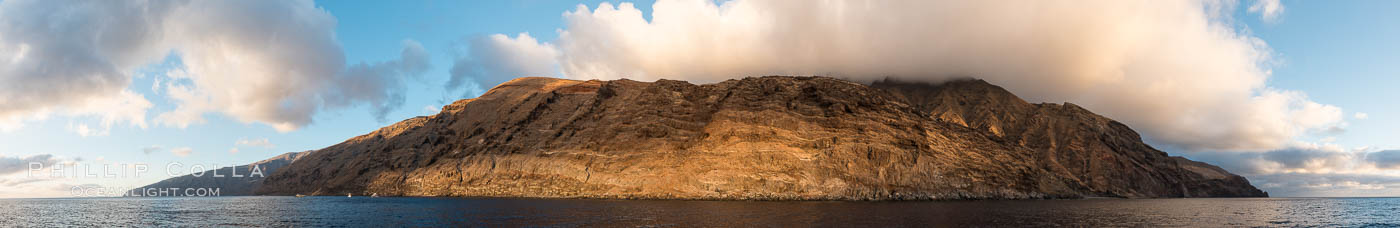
{"left": 130, "top": 151, "right": 312, "bottom": 196}
{"left": 257, "top": 76, "right": 1266, "bottom": 199}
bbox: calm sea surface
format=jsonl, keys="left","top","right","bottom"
{"left": 1, "top": 197, "right": 1397, "bottom": 227}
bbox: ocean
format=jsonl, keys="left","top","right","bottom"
{"left": 1, "top": 197, "right": 1397, "bottom": 227}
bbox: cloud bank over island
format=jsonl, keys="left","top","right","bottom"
{"left": 454, "top": 0, "right": 1341, "bottom": 153}
{"left": 0, "top": 0, "right": 429, "bottom": 132}
{"left": 448, "top": 0, "right": 1400, "bottom": 196}
{"left": 0, "top": 0, "right": 1390, "bottom": 197}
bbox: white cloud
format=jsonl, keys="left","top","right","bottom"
{"left": 423, "top": 105, "right": 442, "bottom": 114}
{"left": 235, "top": 138, "right": 275, "bottom": 148}
{"left": 1368, "top": 150, "right": 1400, "bottom": 169}
{"left": 1248, "top": 0, "right": 1285, "bottom": 22}
{"left": 67, "top": 123, "right": 102, "bottom": 137}
{"left": 1193, "top": 143, "right": 1400, "bottom": 177}
{"left": 60, "top": 90, "right": 153, "bottom": 136}
{"left": 228, "top": 148, "right": 240, "bottom": 155}
{"left": 141, "top": 145, "right": 163, "bottom": 155}
{"left": 0, "top": 154, "right": 61, "bottom": 175}
{"left": 3, "top": 89, "right": 152, "bottom": 136}
{"left": 0, "top": 177, "right": 52, "bottom": 187}
{"left": 154, "top": 2, "right": 434, "bottom": 130}
{"left": 1355, "top": 112, "right": 1369, "bottom": 120}
{"left": 0, "top": 0, "right": 169, "bottom": 133}
{"left": 326, "top": 40, "right": 434, "bottom": 122}
{"left": 447, "top": 33, "right": 560, "bottom": 96}
{"left": 171, "top": 147, "right": 192, "bottom": 157}
{"left": 1187, "top": 144, "right": 1400, "bottom": 196}
{"left": 0, "top": 0, "right": 431, "bottom": 133}
{"left": 0, "top": 155, "right": 82, "bottom": 198}
{"left": 1247, "top": 173, "right": 1400, "bottom": 197}
{"left": 460, "top": 0, "right": 1341, "bottom": 152}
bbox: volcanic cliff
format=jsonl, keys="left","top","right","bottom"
{"left": 256, "top": 76, "right": 1266, "bottom": 199}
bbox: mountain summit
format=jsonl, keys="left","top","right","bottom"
{"left": 256, "top": 76, "right": 1266, "bottom": 199}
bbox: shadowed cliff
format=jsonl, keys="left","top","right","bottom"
{"left": 255, "top": 76, "right": 1266, "bottom": 199}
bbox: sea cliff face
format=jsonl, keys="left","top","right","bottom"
{"left": 256, "top": 76, "right": 1266, "bottom": 199}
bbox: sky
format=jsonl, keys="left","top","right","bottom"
{"left": 0, "top": 0, "right": 1395, "bottom": 198}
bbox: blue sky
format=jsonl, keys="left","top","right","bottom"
{"left": 0, "top": 0, "right": 1396, "bottom": 198}
{"left": 1249, "top": 0, "right": 1400, "bottom": 149}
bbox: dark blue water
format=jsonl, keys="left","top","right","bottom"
{"left": 1, "top": 197, "right": 1397, "bottom": 227}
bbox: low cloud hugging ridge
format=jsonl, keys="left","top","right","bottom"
{"left": 453, "top": 0, "right": 1340, "bottom": 152}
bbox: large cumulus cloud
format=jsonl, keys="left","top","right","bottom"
{"left": 0, "top": 0, "right": 166, "bottom": 132}
{"left": 452, "top": 0, "right": 1340, "bottom": 152}
{"left": 0, "top": 0, "right": 429, "bottom": 132}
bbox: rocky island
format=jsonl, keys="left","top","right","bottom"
{"left": 129, "top": 151, "right": 312, "bottom": 196}
{"left": 240, "top": 76, "right": 1265, "bottom": 200}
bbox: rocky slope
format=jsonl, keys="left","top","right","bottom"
{"left": 873, "top": 79, "right": 1266, "bottom": 198}
{"left": 257, "top": 76, "right": 1266, "bottom": 199}
{"left": 131, "top": 151, "right": 312, "bottom": 196}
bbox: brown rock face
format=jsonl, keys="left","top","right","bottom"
{"left": 873, "top": 79, "right": 1266, "bottom": 198}
{"left": 256, "top": 76, "right": 1266, "bottom": 199}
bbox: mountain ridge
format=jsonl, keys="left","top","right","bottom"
{"left": 251, "top": 76, "right": 1265, "bottom": 199}
{"left": 129, "top": 151, "right": 313, "bottom": 196}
